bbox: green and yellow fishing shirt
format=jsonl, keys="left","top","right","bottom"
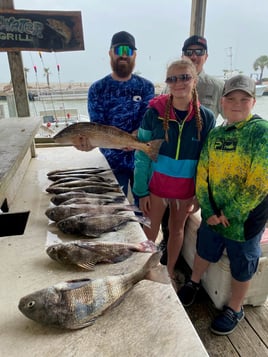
{"left": 196, "top": 114, "right": 268, "bottom": 242}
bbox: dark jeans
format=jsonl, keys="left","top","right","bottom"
{"left": 113, "top": 168, "right": 139, "bottom": 207}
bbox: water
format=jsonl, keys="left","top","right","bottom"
{"left": 0, "top": 97, "right": 89, "bottom": 119}
{"left": 0, "top": 95, "right": 267, "bottom": 121}
{"left": 252, "top": 95, "right": 268, "bottom": 119}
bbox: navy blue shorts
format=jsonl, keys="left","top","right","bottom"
{"left": 196, "top": 222, "right": 263, "bottom": 282}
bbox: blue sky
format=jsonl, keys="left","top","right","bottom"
{"left": 1, "top": 0, "right": 268, "bottom": 84}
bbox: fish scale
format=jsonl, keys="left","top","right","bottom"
{"left": 57, "top": 213, "right": 151, "bottom": 237}
{"left": 18, "top": 252, "right": 162, "bottom": 329}
{"left": 46, "top": 239, "right": 158, "bottom": 270}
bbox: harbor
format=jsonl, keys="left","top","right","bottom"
{"left": 0, "top": 88, "right": 268, "bottom": 133}
{"left": 0, "top": 0, "right": 267, "bottom": 356}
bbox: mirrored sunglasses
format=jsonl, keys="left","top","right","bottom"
{"left": 184, "top": 49, "right": 206, "bottom": 57}
{"left": 165, "top": 74, "right": 193, "bottom": 84}
{"left": 113, "top": 45, "right": 134, "bottom": 57}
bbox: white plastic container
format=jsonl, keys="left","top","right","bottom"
{"left": 182, "top": 210, "right": 268, "bottom": 309}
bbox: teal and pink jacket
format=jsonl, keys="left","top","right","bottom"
{"left": 133, "top": 94, "right": 216, "bottom": 199}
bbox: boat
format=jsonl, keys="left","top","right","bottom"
{"left": 36, "top": 108, "right": 89, "bottom": 138}
{"left": 255, "top": 84, "right": 267, "bottom": 97}
{"left": 34, "top": 88, "right": 89, "bottom": 101}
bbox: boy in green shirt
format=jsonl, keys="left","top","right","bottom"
{"left": 178, "top": 75, "right": 268, "bottom": 335}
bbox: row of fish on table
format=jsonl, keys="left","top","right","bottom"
{"left": 18, "top": 165, "right": 164, "bottom": 330}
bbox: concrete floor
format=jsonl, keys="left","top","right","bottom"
{"left": 0, "top": 146, "right": 208, "bottom": 357}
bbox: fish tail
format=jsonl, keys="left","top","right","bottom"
{"left": 113, "top": 195, "right": 127, "bottom": 202}
{"left": 144, "top": 139, "right": 164, "bottom": 162}
{"left": 137, "top": 239, "right": 159, "bottom": 253}
{"left": 132, "top": 216, "right": 151, "bottom": 228}
{"left": 143, "top": 251, "right": 170, "bottom": 285}
{"left": 143, "top": 251, "right": 161, "bottom": 271}
{"left": 123, "top": 204, "right": 142, "bottom": 213}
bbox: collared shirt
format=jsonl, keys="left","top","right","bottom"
{"left": 197, "top": 70, "right": 224, "bottom": 118}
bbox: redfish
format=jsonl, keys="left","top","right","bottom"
{"left": 53, "top": 122, "right": 163, "bottom": 162}
{"left": 18, "top": 252, "right": 161, "bottom": 329}
{"left": 46, "top": 239, "right": 158, "bottom": 270}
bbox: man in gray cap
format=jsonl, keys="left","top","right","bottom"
{"left": 182, "top": 35, "right": 224, "bottom": 118}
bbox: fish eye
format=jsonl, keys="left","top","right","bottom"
{"left": 27, "top": 300, "right": 36, "bottom": 309}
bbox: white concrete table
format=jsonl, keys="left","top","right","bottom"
{"left": 0, "top": 146, "right": 208, "bottom": 357}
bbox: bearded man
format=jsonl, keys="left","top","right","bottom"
{"left": 86, "top": 31, "right": 154, "bottom": 201}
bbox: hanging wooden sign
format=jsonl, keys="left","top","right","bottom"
{"left": 0, "top": 9, "right": 84, "bottom": 52}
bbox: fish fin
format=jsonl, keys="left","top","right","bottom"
{"left": 123, "top": 204, "right": 142, "bottom": 213}
{"left": 136, "top": 240, "right": 159, "bottom": 253}
{"left": 143, "top": 252, "right": 170, "bottom": 284}
{"left": 113, "top": 195, "right": 127, "bottom": 202}
{"left": 73, "top": 242, "right": 93, "bottom": 249}
{"left": 60, "top": 278, "right": 92, "bottom": 290}
{"left": 66, "top": 318, "right": 97, "bottom": 329}
{"left": 145, "top": 264, "right": 170, "bottom": 284}
{"left": 132, "top": 215, "right": 151, "bottom": 228}
{"left": 76, "top": 261, "right": 96, "bottom": 271}
{"left": 144, "top": 139, "right": 164, "bottom": 162}
{"left": 82, "top": 232, "right": 101, "bottom": 238}
{"left": 110, "top": 251, "right": 133, "bottom": 263}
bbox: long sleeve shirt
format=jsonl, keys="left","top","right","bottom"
{"left": 196, "top": 115, "right": 268, "bottom": 241}
{"left": 133, "top": 94, "right": 216, "bottom": 199}
{"left": 88, "top": 74, "right": 155, "bottom": 170}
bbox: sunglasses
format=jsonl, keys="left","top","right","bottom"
{"left": 165, "top": 74, "right": 193, "bottom": 84}
{"left": 184, "top": 49, "right": 206, "bottom": 57}
{"left": 113, "top": 45, "right": 134, "bottom": 57}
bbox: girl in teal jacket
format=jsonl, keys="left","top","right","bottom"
{"left": 133, "top": 59, "right": 215, "bottom": 281}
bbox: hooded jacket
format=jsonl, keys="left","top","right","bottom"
{"left": 196, "top": 114, "right": 268, "bottom": 241}
{"left": 133, "top": 94, "right": 216, "bottom": 198}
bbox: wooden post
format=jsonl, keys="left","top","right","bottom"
{"left": 1, "top": 0, "right": 30, "bottom": 118}
{"left": 0, "top": 2, "right": 84, "bottom": 159}
{"left": 8, "top": 52, "right": 31, "bottom": 117}
{"left": 190, "top": 0, "right": 207, "bottom": 36}
{"left": 1, "top": 0, "right": 34, "bottom": 158}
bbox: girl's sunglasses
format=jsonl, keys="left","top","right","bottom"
{"left": 113, "top": 45, "right": 134, "bottom": 57}
{"left": 165, "top": 74, "right": 193, "bottom": 84}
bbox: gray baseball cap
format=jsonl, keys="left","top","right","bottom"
{"left": 223, "top": 75, "right": 256, "bottom": 97}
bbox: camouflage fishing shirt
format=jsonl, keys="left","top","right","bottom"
{"left": 196, "top": 114, "right": 268, "bottom": 242}
{"left": 88, "top": 74, "right": 155, "bottom": 170}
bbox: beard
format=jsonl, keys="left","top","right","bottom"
{"left": 111, "top": 57, "right": 135, "bottom": 78}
